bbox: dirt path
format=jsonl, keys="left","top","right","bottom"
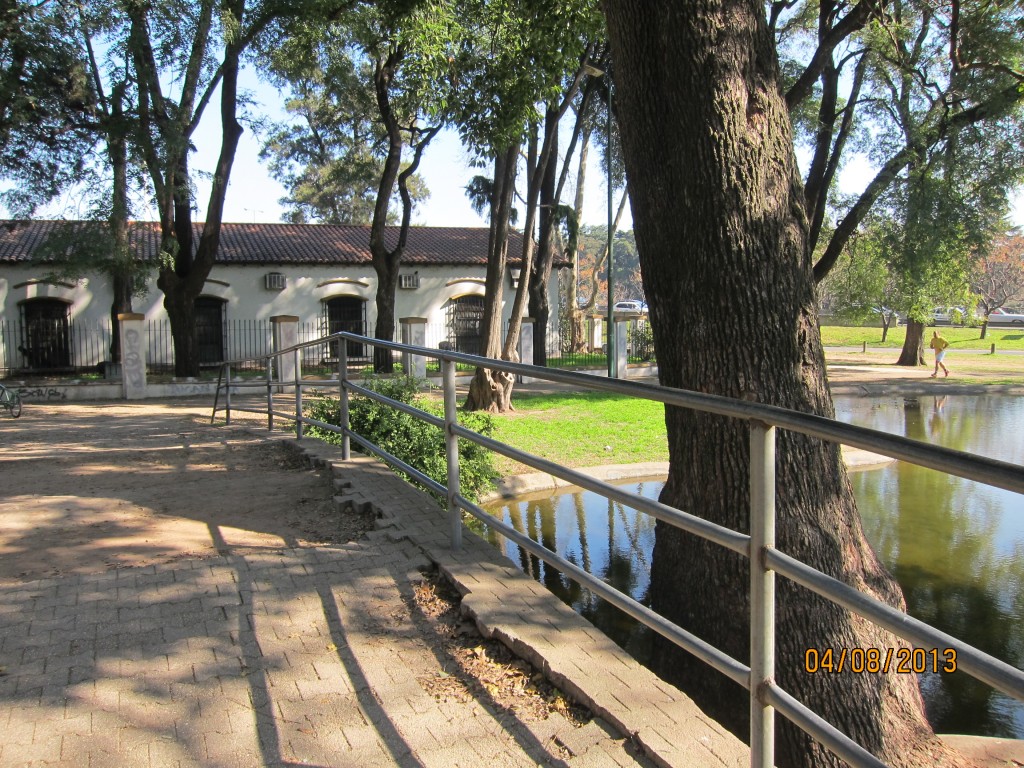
{"left": 0, "top": 400, "right": 373, "bottom": 582}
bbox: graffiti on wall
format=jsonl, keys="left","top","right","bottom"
{"left": 16, "top": 386, "right": 68, "bottom": 401}
{"left": 122, "top": 328, "right": 145, "bottom": 394}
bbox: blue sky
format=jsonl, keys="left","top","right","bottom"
{"left": 4, "top": 64, "right": 1020, "bottom": 231}
{"left": 188, "top": 70, "right": 1024, "bottom": 231}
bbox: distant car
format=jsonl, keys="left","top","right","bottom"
{"left": 613, "top": 300, "right": 648, "bottom": 314}
{"left": 872, "top": 307, "right": 900, "bottom": 326}
{"left": 988, "top": 307, "right": 1024, "bottom": 325}
{"left": 932, "top": 307, "right": 968, "bottom": 325}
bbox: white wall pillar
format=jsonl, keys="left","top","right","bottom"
{"left": 118, "top": 313, "right": 147, "bottom": 400}
{"left": 592, "top": 317, "right": 603, "bottom": 353}
{"left": 518, "top": 318, "right": 535, "bottom": 384}
{"left": 400, "top": 317, "right": 427, "bottom": 380}
{"left": 271, "top": 315, "right": 299, "bottom": 390}
{"left": 614, "top": 317, "right": 629, "bottom": 379}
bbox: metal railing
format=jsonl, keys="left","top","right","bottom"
{"left": 210, "top": 330, "right": 1024, "bottom": 768}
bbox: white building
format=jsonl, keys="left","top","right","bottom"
{"left": 0, "top": 220, "right": 560, "bottom": 374}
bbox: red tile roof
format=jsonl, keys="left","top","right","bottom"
{"left": 0, "top": 220, "right": 557, "bottom": 267}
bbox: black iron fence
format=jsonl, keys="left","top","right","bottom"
{"left": 1, "top": 319, "right": 113, "bottom": 377}
{"left": 1, "top": 315, "right": 654, "bottom": 379}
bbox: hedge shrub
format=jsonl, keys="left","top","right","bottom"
{"left": 305, "top": 375, "right": 497, "bottom": 503}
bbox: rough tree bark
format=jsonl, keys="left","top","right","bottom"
{"left": 528, "top": 107, "right": 558, "bottom": 366}
{"left": 897, "top": 320, "right": 927, "bottom": 366}
{"left": 465, "top": 146, "right": 518, "bottom": 412}
{"left": 602, "top": 2, "right": 972, "bottom": 767}
{"left": 107, "top": 84, "right": 132, "bottom": 364}
{"left": 368, "top": 47, "right": 439, "bottom": 373}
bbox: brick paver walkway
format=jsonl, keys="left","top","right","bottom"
{"left": 0, "top": 402, "right": 747, "bottom": 768}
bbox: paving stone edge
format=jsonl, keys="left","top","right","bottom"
{"left": 242, "top": 427, "right": 751, "bottom": 768}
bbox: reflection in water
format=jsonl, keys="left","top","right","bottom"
{"left": 483, "top": 395, "right": 1024, "bottom": 738}
{"left": 839, "top": 395, "right": 1024, "bottom": 738}
{"left": 483, "top": 479, "right": 660, "bottom": 658}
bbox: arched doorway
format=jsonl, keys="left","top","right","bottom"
{"left": 20, "top": 298, "right": 71, "bottom": 370}
{"left": 323, "top": 296, "right": 368, "bottom": 361}
{"left": 195, "top": 297, "right": 226, "bottom": 365}
{"left": 446, "top": 295, "right": 485, "bottom": 355}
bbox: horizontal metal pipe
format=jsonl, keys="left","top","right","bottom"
{"left": 765, "top": 685, "right": 888, "bottom": 768}
{"left": 455, "top": 494, "right": 750, "bottom": 688}
{"left": 346, "top": 381, "right": 446, "bottom": 430}
{"left": 215, "top": 380, "right": 267, "bottom": 390}
{"left": 228, "top": 331, "right": 1024, "bottom": 495}
{"left": 348, "top": 432, "right": 447, "bottom": 497}
{"left": 214, "top": 406, "right": 269, "bottom": 418}
{"left": 211, "top": 330, "right": 1024, "bottom": 765}
{"left": 451, "top": 424, "right": 750, "bottom": 556}
{"left": 766, "top": 548, "right": 1024, "bottom": 702}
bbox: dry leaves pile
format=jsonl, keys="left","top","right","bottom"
{"left": 409, "top": 569, "right": 591, "bottom": 727}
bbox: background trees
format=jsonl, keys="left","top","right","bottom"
{"left": 973, "top": 229, "right": 1024, "bottom": 337}
{"left": 458, "top": 0, "right": 603, "bottom": 411}
{"left": 258, "top": 35, "right": 407, "bottom": 226}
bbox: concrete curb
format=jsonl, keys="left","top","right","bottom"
{"left": 481, "top": 448, "right": 894, "bottom": 507}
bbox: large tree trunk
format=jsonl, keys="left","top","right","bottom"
{"left": 467, "top": 146, "right": 518, "bottom": 413}
{"left": 133, "top": 1, "right": 243, "bottom": 379}
{"left": 109, "top": 274, "right": 133, "bottom": 364}
{"left": 898, "top": 320, "right": 927, "bottom": 366}
{"left": 603, "top": 2, "right": 968, "bottom": 767}
{"left": 108, "top": 86, "right": 132, "bottom": 364}
{"left": 567, "top": 124, "right": 591, "bottom": 354}
{"left": 529, "top": 107, "right": 559, "bottom": 366}
{"left": 372, "top": 263, "right": 400, "bottom": 372}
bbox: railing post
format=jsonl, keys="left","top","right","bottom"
{"left": 749, "top": 421, "right": 776, "bottom": 768}
{"left": 265, "top": 360, "right": 273, "bottom": 431}
{"left": 294, "top": 348, "right": 303, "bottom": 439}
{"left": 225, "top": 363, "right": 232, "bottom": 425}
{"left": 338, "top": 340, "right": 350, "bottom": 460}
{"left": 443, "top": 358, "right": 462, "bottom": 550}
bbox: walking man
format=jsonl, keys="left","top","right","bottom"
{"left": 930, "top": 331, "right": 950, "bottom": 378}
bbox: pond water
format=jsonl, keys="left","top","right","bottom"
{"left": 482, "top": 395, "right": 1024, "bottom": 739}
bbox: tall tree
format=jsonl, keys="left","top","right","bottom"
{"left": 2, "top": 3, "right": 149, "bottom": 363}
{"left": 778, "top": 0, "right": 1024, "bottom": 286}
{"left": 128, "top": 0, "right": 371, "bottom": 377}
{"left": 602, "top": 2, "right": 980, "bottom": 767}
{"left": 359, "top": 4, "right": 449, "bottom": 372}
{"left": 845, "top": 0, "right": 1024, "bottom": 366}
{"left": 460, "top": 0, "right": 603, "bottom": 411}
{"left": 0, "top": 1, "right": 95, "bottom": 215}
{"left": 973, "top": 228, "right": 1024, "bottom": 338}
{"left": 257, "top": 24, "right": 430, "bottom": 226}
{"left": 262, "top": 3, "right": 453, "bottom": 373}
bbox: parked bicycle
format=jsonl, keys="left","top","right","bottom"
{"left": 0, "top": 383, "right": 22, "bottom": 418}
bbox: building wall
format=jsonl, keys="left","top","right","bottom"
{"left": 1, "top": 262, "right": 562, "bottom": 367}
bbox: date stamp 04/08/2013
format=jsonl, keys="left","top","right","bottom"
{"left": 804, "top": 647, "right": 957, "bottom": 674}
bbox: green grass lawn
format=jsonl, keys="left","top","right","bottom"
{"left": 488, "top": 392, "right": 669, "bottom": 475}
{"left": 819, "top": 324, "right": 1024, "bottom": 350}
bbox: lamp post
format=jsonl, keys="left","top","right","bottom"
{"left": 605, "top": 74, "right": 615, "bottom": 378}
{"left": 583, "top": 63, "right": 616, "bottom": 378}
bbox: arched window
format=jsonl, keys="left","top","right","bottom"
{"left": 446, "top": 295, "right": 485, "bottom": 356}
{"left": 322, "top": 296, "right": 368, "bottom": 361}
{"left": 195, "top": 297, "right": 226, "bottom": 365}
{"left": 19, "top": 298, "right": 71, "bottom": 370}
